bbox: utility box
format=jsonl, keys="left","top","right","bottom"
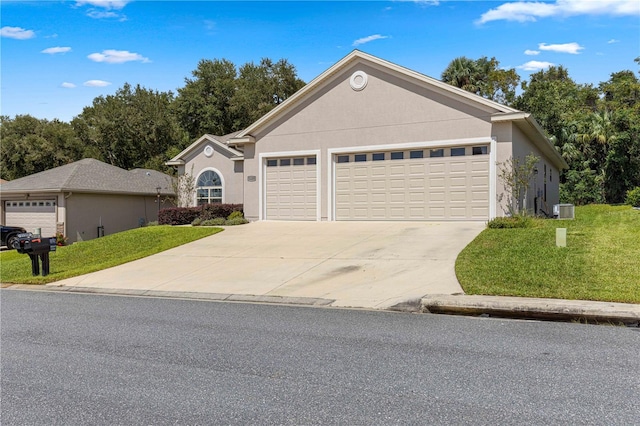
{"left": 15, "top": 233, "right": 57, "bottom": 276}
{"left": 553, "top": 204, "right": 575, "bottom": 220}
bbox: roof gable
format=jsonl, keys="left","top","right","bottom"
{"left": 232, "top": 50, "right": 519, "bottom": 141}
{"left": 166, "top": 133, "right": 244, "bottom": 166}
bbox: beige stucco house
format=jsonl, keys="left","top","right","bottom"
{"left": 168, "top": 50, "right": 567, "bottom": 222}
{"left": 0, "top": 158, "right": 174, "bottom": 243}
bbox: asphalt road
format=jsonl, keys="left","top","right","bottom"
{"left": 2, "top": 290, "right": 639, "bottom": 425}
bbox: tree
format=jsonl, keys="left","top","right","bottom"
{"left": 0, "top": 115, "right": 84, "bottom": 180}
{"left": 173, "top": 59, "right": 238, "bottom": 140}
{"left": 72, "top": 83, "right": 187, "bottom": 171}
{"left": 174, "top": 57, "right": 305, "bottom": 140}
{"left": 497, "top": 154, "right": 540, "bottom": 215}
{"left": 441, "top": 56, "right": 519, "bottom": 105}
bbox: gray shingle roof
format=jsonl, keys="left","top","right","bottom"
{"left": 0, "top": 158, "right": 175, "bottom": 196}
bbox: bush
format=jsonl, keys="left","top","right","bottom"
{"left": 55, "top": 233, "right": 68, "bottom": 246}
{"left": 159, "top": 207, "right": 201, "bottom": 225}
{"left": 487, "top": 215, "right": 534, "bottom": 229}
{"left": 625, "top": 187, "right": 640, "bottom": 207}
{"left": 146, "top": 221, "right": 159, "bottom": 227}
{"left": 225, "top": 217, "right": 248, "bottom": 226}
{"left": 200, "top": 204, "right": 243, "bottom": 220}
{"left": 191, "top": 218, "right": 202, "bottom": 226}
{"left": 227, "top": 210, "right": 244, "bottom": 220}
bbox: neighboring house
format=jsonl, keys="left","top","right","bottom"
{"left": 168, "top": 50, "right": 568, "bottom": 222}
{"left": 0, "top": 158, "right": 175, "bottom": 242}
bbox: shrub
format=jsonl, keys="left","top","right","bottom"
{"left": 625, "top": 187, "right": 640, "bottom": 207}
{"left": 159, "top": 207, "right": 201, "bottom": 225}
{"left": 227, "top": 210, "right": 244, "bottom": 220}
{"left": 225, "top": 217, "right": 248, "bottom": 226}
{"left": 487, "top": 215, "right": 534, "bottom": 229}
{"left": 191, "top": 218, "right": 202, "bottom": 226}
{"left": 146, "top": 221, "right": 159, "bottom": 227}
{"left": 200, "top": 203, "right": 243, "bottom": 220}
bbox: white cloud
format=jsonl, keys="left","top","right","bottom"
{"left": 83, "top": 80, "right": 111, "bottom": 87}
{"left": 518, "top": 60, "right": 555, "bottom": 71}
{"left": 607, "top": 39, "right": 619, "bottom": 44}
{"left": 352, "top": 34, "right": 389, "bottom": 47}
{"left": 61, "top": 82, "right": 76, "bottom": 88}
{"left": 478, "top": 0, "right": 640, "bottom": 24}
{"left": 524, "top": 49, "right": 540, "bottom": 55}
{"left": 75, "top": 1, "right": 129, "bottom": 9}
{"left": 87, "top": 10, "right": 121, "bottom": 19}
{"left": 539, "top": 42, "right": 584, "bottom": 54}
{"left": 88, "top": 49, "right": 150, "bottom": 64}
{"left": 1, "top": 26, "right": 36, "bottom": 40}
{"left": 41, "top": 46, "right": 72, "bottom": 54}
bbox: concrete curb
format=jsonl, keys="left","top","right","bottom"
{"left": 421, "top": 294, "right": 640, "bottom": 325}
{"left": 4, "top": 284, "right": 335, "bottom": 307}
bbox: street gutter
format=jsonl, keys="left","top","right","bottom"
{"left": 421, "top": 294, "right": 640, "bottom": 326}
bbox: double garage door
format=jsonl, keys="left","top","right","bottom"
{"left": 263, "top": 145, "right": 489, "bottom": 221}
{"left": 4, "top": 200, "right": 57, "bottom": 236}
{"left": 335, "top": 146, "right": 489, "bottom": 221}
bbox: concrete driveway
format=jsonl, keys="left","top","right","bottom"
{"left": 51, "top": 221, "right": 485, "bottom": 309}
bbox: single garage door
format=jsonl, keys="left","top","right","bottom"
{"left": 265, "top": 156, "right": 317, "bottom": 220}
{"left": 335, "top": 145, "right": 489, "bottom": 221}
{"left": 5, "top": 199, "right": 57, "bottom": 236}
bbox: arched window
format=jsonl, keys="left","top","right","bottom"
{"left": 196, "top": 170, "right": 223, "bottom": 205}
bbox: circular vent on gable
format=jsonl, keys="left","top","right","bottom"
{"left": 204, "top": 145, "right": 214, "bottom": 157}
{"left": 349, "top": 71, "right": 368, "bottom": 91}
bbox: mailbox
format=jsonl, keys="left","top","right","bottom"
{"left": 15, "top": 233, "right": 57, "bottom": 276}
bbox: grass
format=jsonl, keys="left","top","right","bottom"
{"left": 0, "top": 225, "right": 222, "bottom": 285}
{"left": 456, "top": 205, "right": 640, "bottom": 304}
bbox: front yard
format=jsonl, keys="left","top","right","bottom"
{"left": 0, "top": 226, "right": 221, "bottom": 285}
{"left": 456, "top": 205, "right": 640, "bottom": 304}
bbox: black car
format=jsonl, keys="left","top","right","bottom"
{"left": 1, "top": 225, "right": 27, "bottom": 249}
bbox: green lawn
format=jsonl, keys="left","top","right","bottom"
{"left": 0, "top": 226, "right": 222, "bottom": 285}
{"left": 456, "top": 205, "right": 640, "bottom": 304}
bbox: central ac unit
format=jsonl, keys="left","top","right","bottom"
{"left": 553, "top": 204, "right": 575, "bottom": 219}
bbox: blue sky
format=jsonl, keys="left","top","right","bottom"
{"left": 2, "top": 0, "right": 638, "bottom": 122}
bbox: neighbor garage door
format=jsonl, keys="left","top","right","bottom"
{"left": 265, "top": 156, "right": 317, "bottom": 220}
{"left": 335, "top": 145, "right": 489, "bottom": 221}
{"left": 4, "top": 199, "right": 57, "bottom": 236}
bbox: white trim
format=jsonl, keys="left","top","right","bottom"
{"left": 327, "top": 137, "right": 494, "bottom": 221}
{"left": 195, "top": 167, "right": 226, "bottom": 206}
{"left": 328, "top": 137, "right": 493, "bottom": 156}
{"left": 490, "top": 137, "right": 497, "bottom": 220}
{"left": 258, "top": 149, "right": 321, "bottom": 221}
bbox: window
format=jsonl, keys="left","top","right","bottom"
{"left": 451, "top": 147, "right": 466, "bottom": 156}
{"left": 293, "top": 158, "right": 304, "bottom": 166}
{"left": 280, "top": 159, "right": 291, "bottom": 166}
{"left": 472, "top": 146, "right": 487, "bottom": 155}
{"left": 337, "top": 155, "right": 350, "bottom": 163}
{"left": 267, "top": 159, "right": 277, "bottom": 167}
{"left": 355, "top": 154, "right": 367, "bottom": 162}
{"left": 390, "top": 152, "right": 404, "bottom": 160}
{"left": 429, "top": 149, "right": 444, "bottom": 158}
{"left": 307, "top": 157, "right": 316, "bottom": 165}
{"left": 410, "top": 150, "right": 424, "bottom": 159}
{"left": 196, "top": 170, "right": 223, "bottom": 205}
{"left": 372, "top": 153, "right": 385, "bottom": 161}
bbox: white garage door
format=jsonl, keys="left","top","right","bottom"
{"left": 265, "top": 156, "right": 317, "bottom": 220}
{"left": 5, "top": 200, "right": 57, "bottom": 236}
{"left": 335, "top": 145, "right": 489, "bottom": 221}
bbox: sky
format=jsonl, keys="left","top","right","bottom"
{"left": 1, "top": 0, "right": 639, "bottom": 122}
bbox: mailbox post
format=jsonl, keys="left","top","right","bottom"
{"left": 15, "top": 233, "right": 57, "bottom": 276}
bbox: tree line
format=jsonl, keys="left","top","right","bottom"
{"left": 1, "top": 55, "right": 638, "bottom": 205}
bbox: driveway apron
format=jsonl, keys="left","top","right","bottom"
{"left": 51, "top": 221, "right": 485, "bottom": 309}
